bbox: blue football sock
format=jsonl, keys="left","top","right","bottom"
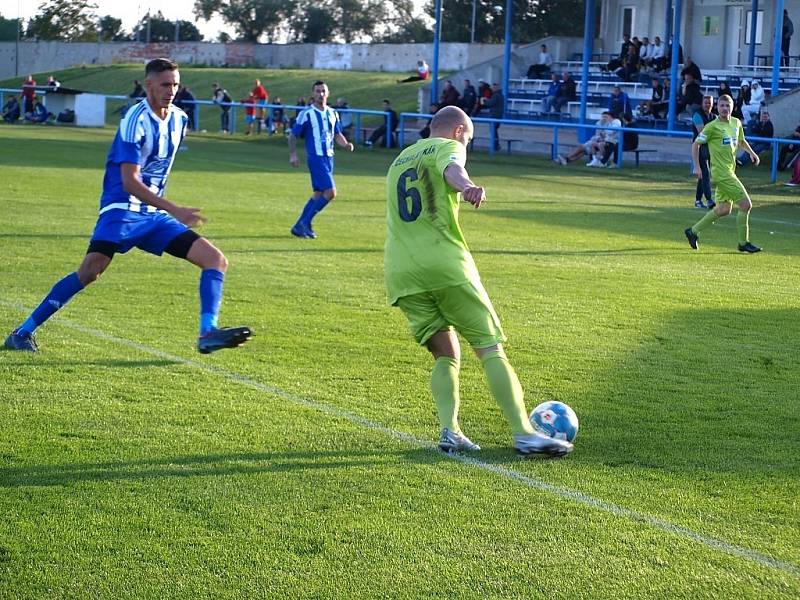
{"left": 199, "top": 269, "right": 225, "bottom": 335}
{"left": 307, "top": 196, "right": 330, "bottom": 225}
{"left": 297, "top": 198, "right": 316, "bottom": 226}
{"left": 20, "top": 272, "right": 84, "bottom": 335}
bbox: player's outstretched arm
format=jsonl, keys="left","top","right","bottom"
{"left": 335, "top": 132, "right": 354, "bottom": 152}
{"left": 691, "top": 141, "right": 702, "bottom": 178}
{"left": 287, "top": 132, "right": 299, "bottom": 167}
{"left": 444, "top": 163, "right": 486, "bottom": 208}
{"left": 120, "top": 163, "right": 207, "bottom": 227}
{"left": 738, "top": 138, "right": 760, "bottom": 166}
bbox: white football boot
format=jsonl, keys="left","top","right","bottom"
{"left": 513, "top": 432, "right": 573, "bottom": 457}
{"left": 438, "top": 428, "right": 481, "bottom": 453}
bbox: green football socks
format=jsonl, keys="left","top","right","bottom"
{"left": 430, "top": 357, "right": 460, "bottom": 431}
{"left": 737, "top": 208, "right": 750, "bottom": 244}
{"left": 481, "top": 351, "right": 534, "bottom": 435}
{"left": 691, "top": 207, "right": 720, "bottom": 234}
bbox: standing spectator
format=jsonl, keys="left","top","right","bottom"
{"left": 667, "top": 36, "right": 684, "bottom": 67}
{"left": 474, "top": 80, "right": 492, "bottom": 115}
{"left": 46, "top": 75, "right": 60, "bottom": 90}
{"left": 290, "top": 97, "right": 306, "bottom": 129}
{"left": 680, "top": 57, "right": 702, "bottom": 82}
{"left": 684, "top": 94, "right": 762, "bottom": 254}
{"left": 737, "top": 110, "right": 773, "bottom": 166}
{"left": 287, "top": 80, "right": 355, "bottom": 239}
{"left": 483, "top": 83, "right": 504, "bottom": 151}
{"left": 129, "top": 79, "right": 146, "bottom": 99}
{"left": 540, "top": 72, "right": 562, "bottom": 113}
{"left": 21, "top": 75, "right": 36, "bottom": 115}
{"left": 460, "top": 79, "right": 477, "bottom": 115}
{"left": 526, "top": 44, "right": 553, "bottom": 79}
{"left": 419, "top": 102, "right": 440, "bottom": 139}
{"left": 2, "top": 95, "right": 20, "bottom": 123}
{"left": 366, "top": 99, "right": 399, "bottom": 148}
{"left": 651, "top": 36, "right": 667, "bottom": 71}
{"left": 778, "top": 123, "right": 800, "bottom": 170}
{"left": 271, "top": 97, "right": 289, "bottom": 135}
{"left": 608, "top": 85, "right": 632, "bottom": 120}
{"left": 742, "top": 80, "right": 764, "bottom": 123}
{"left": 397, "top": 60, "right": 430, "bottom": 83}
{"left": 440, "top": 80, "right": 461, "bottom": 108}
{"left": 251, "top": 79, "right": 269, "bottom": 133}
{"left": 334, "top": 97, "right": 353, "bottom": 140}
{"left": 733, "top": 80, "right": 750, "bottom": 120}
{"left": 174, "top": 85, "right": 196, "bottom": 130}
{"left": 240, "top": 93, "right": 257, "bottom": 136}
{"left": 211, "top": 83, "right": 232, "bottom": 134}
{"left": 783, "top": 9, "right": 794, "bottom": 67}
{"left": 692, "top": 95, "right": 716, "bottom": 209}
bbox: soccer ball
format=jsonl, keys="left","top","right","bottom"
{"left": 530, "top": 401, "right": 579, "bottom": 442}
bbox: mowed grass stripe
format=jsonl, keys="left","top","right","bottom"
{"left": 3, "top": 299, "right": 797, "bottom": 579}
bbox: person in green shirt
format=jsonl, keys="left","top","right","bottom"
{"left": 684, "top": 94, "right": 762, "bottom": 253}
{"left": 384, "top": 106, "right": 573, "bottom": 457}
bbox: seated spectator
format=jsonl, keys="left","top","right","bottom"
{"left": 608, "top": 85, "right": 633, "bottom": 121}
{"left": 593, "top": 111, "right": 622, "bottom": 167}
{"left": 527, "top": 44, "right": 553, "bottom": 79}
{"left": 473, "top": 80, "right": 492, "bottom": 115}
{"left": 25, "top": 100, "right": 51, "bottom": 124}
{"left": 555, "top": 111, "right": 617, "bottom": 166}
{"left": 548, "top": 71, "right": 576, "bottom": 113}
{"left": 677, "top": 73, "right": 702, "bottom": 115}
{"left": 540, "top": 73, "right": 562, "bottom": 113}
{"left": 742, "top": 80, "right": 765, "bottom": 123}
{"left": 419, "top": 102, "right": 440, "bottom": 139}
{"left": 365, "top": 99, "right": 399, "bottom": 148}
{"left": 439, "top": 80, "right": 460, "bottom": 107}
{"left": 680, "top": 57, "right": 702, "bottom": 82}
{"left": 333, "top": 97, "right": 352, "bottom": 140}
{"left": 602, "top": 114, "right": 638, "bottom": 166}
{"left": 289, "top": 97, "right": 306, "bottom": 129}
{"left": 2, "top": 95, "right": 21, "bottom": 123}
{"left": 460, "top": 79, "right": 477, "bottom": 115}
{"left": 650, "top": 36, "right": 667, "bottom": 71}
{"left": 716, "top": 81, "right": 734, "bottom": 113}
{"left": 397, "top": 60, "right": 430, "bottom": 83}
{"left": 733, "top": 81, "right": 750, "bottom": 120}
{"left": 639, "top": 77, "right": 665, "bottom": 118}
{"left": 46, "top": 75, "right": 60, "bottom": 90}
{"left": 615, "top": 45, "right": 640, "bottom": 82}
{"left": 778, "top": 124, "right": 800, "bottom": 170}
{"left": 606, "top": 34, "right": 632, "bottom": 73}
{"left": 638, "top": 37, "right": 653, "bottom": 68}
{"left": 737, "top": 110, "right": 773, "bottom": 166}
{"left": 784, "top": 156, "right": 800, "bottom": 186}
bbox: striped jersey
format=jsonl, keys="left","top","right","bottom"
{"left": 291, "top": 104, "right": 342, "bottom": 158}
{"left": 100, "top": 100, "right": 188, "bottom": 214}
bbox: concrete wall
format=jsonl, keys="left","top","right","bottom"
{"left": 0, "top": 41, "right": 510, "bottom": 80}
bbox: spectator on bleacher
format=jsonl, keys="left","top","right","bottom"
{"left": 737, "top": 110, "right": 773, "bottom": 166}
{"left": 21, "top": 75, "right": 36, "bottom": 115}
{"left": 397, "top": 60, "right": 430, "bottom": 83}
{"left": 440, "top": 80, "right": 461, "bottom": 108}
{"left": 608, "top": 85, "right": 633, "bottom": 121}
{"left": 680, "top": 57, "right": 702, "bottom": 83}
{"left": 460, "top": 79, "right": 478, "bottom": 115}
{"left": 46, "top": 75, "right": 60, "bottom": 90}
{"left": 640, "top": 77, "right": 666, "bottom": 118}
{"left": 716, "top": 81, "right": 734, "bottom": 112}
{"left": 212, "top": 83, "right": 232, "bottom": 134}
{"left": 601, "top": 113, "right": 638, "bottom": 166}
{"left": 615, "top": 45, "right": 640, "bottom": 82}
{"left": 742, "top": 80, "right": 765, "bottom": 123}
{"left": 783, "top": 10, "right": 794, "bottom": 67}
{"left": 733, "top": 81, "right": 750, "bottom": 120}
{"left": 2, "top": 95, "right": 20, "bottom": 123}
{"left": 606, "top": 34, "right": 632, "bottom": 73}
{"left": 540, "top": 72, "right": 563, "bottom": 113}
{"left": 419, "top": 102, "right": 439, "bottom": 139}
{"left": 638, "top": 37, "right": 653, "bottom": 67}
{"left": 550, "top": 71, "right": 576, "bottom": 113}
{"left": 677, "top": 72, "right": 703, "bottom": 115}
{"left": 556, "top": 112, "right": 615, "bottom": 166}
{"left": 482, "top": 83, "right": 505, "bottom": 151}
{"left": 527, "top": 44, "right": 553, "bottom": 79}
{"left": 667, "top": 36, "right": 684, "bottom": 67}
{"left": 778, "top": 124, "right": 800, "bottom": 170}
{"left": 651, "top": 36, "right": 667, "bottom": 71}
{"left": 174, "top": 85, "right": 196, "bottom": 130}
{"left": 334, "top": 98, "right": 352, "bottom": 140}
{"left": 692, "top": 95, "right": 716, "bottom": 209}
{"left": 365, "top": 99, "right": 399, "bottom": 148}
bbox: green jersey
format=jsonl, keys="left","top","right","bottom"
{"left": 384, "top": 137, "right": 481, "bottom": 305}
{"left": 696, "top": 116, "right": 745, "bottom": 180}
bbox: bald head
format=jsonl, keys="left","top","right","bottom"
{"left": 429, "top": 106, "right": 473, "bottom": 145}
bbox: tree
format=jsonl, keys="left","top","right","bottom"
{"left": 194, "top": 0, "right": 297, "bottom": 42}
{"left": 132, "top": 11, "right": 203, "bottom": 42}
{"left": 25, "top": 0, "right": 98, "bottom": 41}
{"left": 379, "top": 17, "right": 432, "bottom": 43}
{"left": 97, "top": 15, "right": 125, "bottom": 41}
{"left": 291, "top": 0, "right": 415, "bottom": 43}
{"left": 0, "top": 14, "right": 23, "bottom": 42}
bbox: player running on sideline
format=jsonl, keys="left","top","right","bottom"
{"left": 684, "top": 94, "right": 762, "bottom": 253}
{"left": 5, "top": 58, "right": 252, "bottom": 354}
{"left": 288, "top": 80, "right": 354, "bottom": 239}
{"left": 384, "top": 106, "right": 572, "bottom": 457}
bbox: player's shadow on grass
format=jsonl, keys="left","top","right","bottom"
{"left": 0, "top": 358, "right": 180, "bottom": 368}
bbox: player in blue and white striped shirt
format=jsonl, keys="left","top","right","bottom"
{"left": 5, "top": 58, "right": 252, "bottom": 354}
{"left": 288, "top": 80, "right": 354, "bottom": 238}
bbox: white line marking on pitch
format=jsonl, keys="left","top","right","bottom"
{"left": 1, "top": 300, "right": 798, "bottom": 578}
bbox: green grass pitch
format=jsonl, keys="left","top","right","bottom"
{"left": 1, "top": 123, "right": 799, "bottom": 599}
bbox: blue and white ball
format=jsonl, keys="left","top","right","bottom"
{"left": 530, "top": 401, "right": 579, "bottom": 443}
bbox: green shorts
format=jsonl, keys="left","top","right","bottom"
{"left": 713, "top": 174, "right": 748, "bottom": 204}
{"left": 396, "top": 282, "right": 506, "bottom": 348}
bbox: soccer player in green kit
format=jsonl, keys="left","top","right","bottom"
{"left": 685, "top": 94, "right": 762, "bottom": 253}
{"left": 384, "top": 106, "right": 572, "bottom": 457}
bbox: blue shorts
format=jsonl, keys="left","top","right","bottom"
{"left": 308, "top": 155, "right": 335, "bottom": 192}
{"left": 246, "top": 114, "right": 256, "bottom": 124}
{"left": 90, "top": 210, "right": 189, "bottom": 256}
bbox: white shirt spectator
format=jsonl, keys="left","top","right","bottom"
{"left": 639, "top": 43, "right": 652, "bottom": 60}
{"left": 538, "top": 51, "right": 553, "bottom": 67}
{"left": 601, "top": 117, "right": 623, "bottom": 145}
{"left": 651, "top": 42, "right": 665, "bottom": 59}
